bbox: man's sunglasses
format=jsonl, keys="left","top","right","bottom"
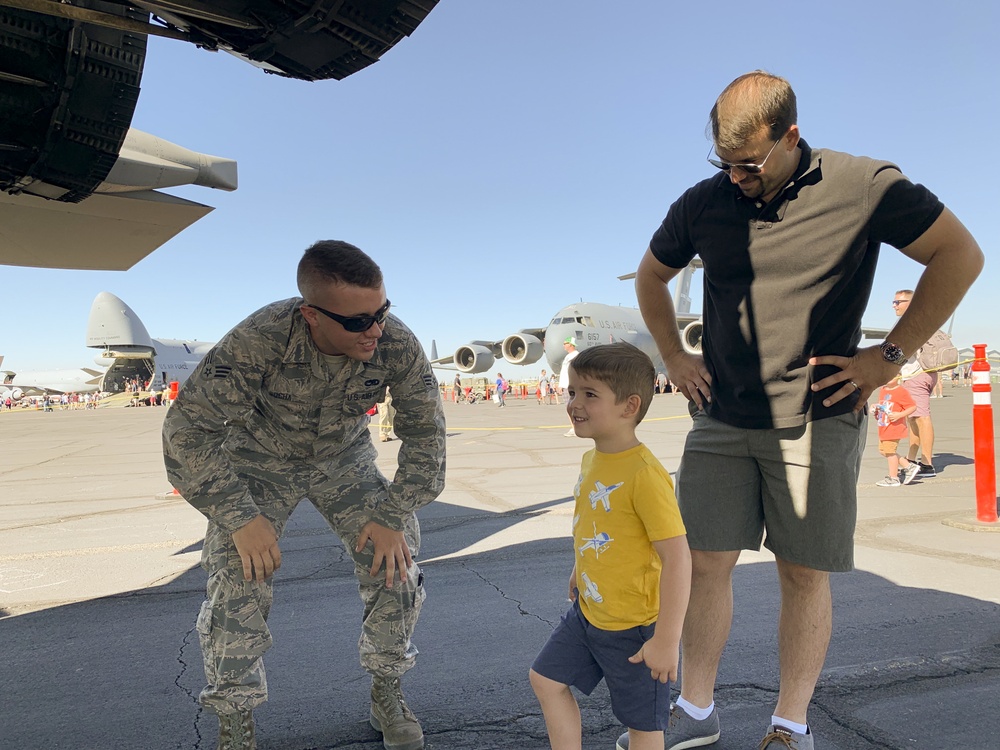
{"left": 307, "top": 299, "right": 391, "bottom": 332}
{"left": 707, "top": 134, "right": 783, "bottom": 175}
{"left": 891, "top": 300, "right": 910, "bottom": 307}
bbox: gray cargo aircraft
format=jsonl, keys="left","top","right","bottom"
{"left": 432, "top": 260, "right": 889, "bottom": 376}
{"left": 0, "top": 291, "right": 214, "bottom": 402}
{"left": 85, "top": 291, "right": 215, "bottom": 391}
{"left": 431, "top": 262, "right": 703, "bottom": 376}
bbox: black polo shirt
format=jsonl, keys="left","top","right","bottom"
{"left": 649, "top": 140, "right": 943, "bottom": 429}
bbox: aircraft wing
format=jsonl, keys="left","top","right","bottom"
{"left": 0, "top": 189, "right": 213, "bottom": 271}
{"left": 861, "top": 326, "right": 890, "bottom": 340}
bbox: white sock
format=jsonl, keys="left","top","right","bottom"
{"left": 676, "top": 696, "right": 714, "bottom": 721}
{"left": 771, "top": 715, "right": 809, "bottom": 735}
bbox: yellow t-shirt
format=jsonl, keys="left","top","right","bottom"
{"left": 573, "top": 443, "right": 686, "bottom": 631}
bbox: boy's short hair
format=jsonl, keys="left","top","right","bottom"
{"left": 568, "top": 342, "right": 655, "bottom": 422}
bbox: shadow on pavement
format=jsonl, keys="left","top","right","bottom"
{"left": 2, "top": 498, "right": 999, "bottom": 750}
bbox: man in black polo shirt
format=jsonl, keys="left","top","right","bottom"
{"left": 624, "top": 71, "right": 983, "bottom": 750}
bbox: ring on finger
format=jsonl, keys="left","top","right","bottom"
{"left": 849, "top": 380, "right": 860, "bottom": 391}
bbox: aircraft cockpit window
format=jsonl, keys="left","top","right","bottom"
{"left": 579, "top": 316, "right": 594, "bottom": 326}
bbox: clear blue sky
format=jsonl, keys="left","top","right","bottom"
{"left": 3, "top": 0, "right": 998, "bottom": 373}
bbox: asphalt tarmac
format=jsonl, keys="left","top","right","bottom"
{"left": 1, "top": 386, "right": 998, "bottom": 750}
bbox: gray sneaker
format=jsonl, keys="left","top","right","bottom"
{"left": 900, "top": 461, "right": 920, "bottom": 485}
{"left": 615, "top": 703, "right": 720, "bottom": 750}
{"left": 757, "top": 724, "right": 814, "bottom": 749}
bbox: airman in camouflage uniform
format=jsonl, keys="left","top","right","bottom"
{"left": 163, "top": 241, "right": 446, "bottom": 750}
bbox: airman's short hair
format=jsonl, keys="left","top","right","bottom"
{"left": 568, "top": 342, "right": 655, "bottom": 423}
{"left": 297, "top": 240, "right": 383, "bottom": 301}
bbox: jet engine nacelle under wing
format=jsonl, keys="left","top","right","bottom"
{"left": 1, "top": 386, "right": 24, "bottom": 402}
{"left": 501, "top": 334, "right": 544, "bottom": 366}
{"left": 454, "top": 345, "right": 496, "bottom": 374}
{"left": 681, "top": 320, "right": 703, "bottom": 355}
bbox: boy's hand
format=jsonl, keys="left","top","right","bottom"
{"left": 628, "top": 637, "right": 678, "bottom": 684}
{"left": 568, "top": 565, "right": 578, "bottom": 602}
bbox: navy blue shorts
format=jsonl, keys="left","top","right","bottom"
{"left": 531, "top": 601, "right": 670, "bottom": 732}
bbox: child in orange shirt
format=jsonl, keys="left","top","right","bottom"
{"left": 874, "top": 375, "right": 919, "bottom": 487}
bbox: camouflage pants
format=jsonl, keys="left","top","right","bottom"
{"left": 195, "top": 456, "right": 425, "bottom": 715}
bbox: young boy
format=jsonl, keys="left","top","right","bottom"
{"left": 529, "top": 343, "right": 691, "bottom": 750}
{"left": 874, "top": 374, "right": 920, "bottom": 487}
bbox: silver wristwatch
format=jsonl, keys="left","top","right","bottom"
{"left": 879, "top": 341, "right": 905, "bottom": 365}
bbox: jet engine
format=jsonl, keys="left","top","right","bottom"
{"left": 453, "top": 345, "right": 495, "bottom": 374}
{"left": 501, "top": 334, "right": 544, "bottom": 366}
{"left": 1, "top": 386, "right": 24, "bottom": 402}
{"left": 681, "top": 321, "right": 703, "bottom": 355}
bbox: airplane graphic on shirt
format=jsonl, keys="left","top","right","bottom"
{"left": 579, "top": 522, "right": 613, "bottom": 558}
{"left": 580, "top": 571, "right": 603, "bottom": 603}
{"left": 589, "top": 481, "right": 623, "bottom": 512}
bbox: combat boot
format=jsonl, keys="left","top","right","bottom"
{"left": 217, "top": 709, "right": 255, "bottom": 750}
{"left": 370, "top": 676, "right": 424, "bottom": 750}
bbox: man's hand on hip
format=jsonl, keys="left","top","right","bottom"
{"left": 665, "top": 351, "right": 713, "bottom": 410}
{"left": 810, "top": 346, "right": 900, "bottom": 411}
{"left": 356, "top": 521, "right": 414, "bottom": 588}
{"left": 232, "top": 514, "right": 282, "bottom": 583}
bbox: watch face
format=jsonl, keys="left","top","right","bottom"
{"left": 881, "top": 342, "right": 904, "bottom": 364}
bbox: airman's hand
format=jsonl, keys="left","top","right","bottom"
{"left": 665, "top": 351, "right": 713, "bottom": 410}
{"left": 231, "top": 514, "right": 282, "bottom": 583}
{"left": 356, "top": 521, "right": 414, "bottom": 588}
{"left": 809, "top": 345, "right": 900, "bottom": 411}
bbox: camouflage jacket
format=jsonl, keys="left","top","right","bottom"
{"left": 162, "top": 298, "right": 446, "bottom": 533}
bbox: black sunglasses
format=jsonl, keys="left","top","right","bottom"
{"left": 307, "top": 299, "right": 391, "bottom": 332}
{"left": 707, "top": 134, "right": 783, "bottom": 175}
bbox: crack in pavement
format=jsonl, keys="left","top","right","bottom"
{"left": 461, "top": 562, "right": 555, "bottom": 627}
{"left": 174, "top": 624, "right": 204, "bottom": 749}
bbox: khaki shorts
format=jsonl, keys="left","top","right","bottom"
{"left": 676, "top": 409, "right": 866, "bottom": 572}
{"left": 878, "top": 439, "right": 901, "bottom": 456}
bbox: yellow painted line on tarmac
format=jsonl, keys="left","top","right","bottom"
{"left": 447, "top": 426, "right": 527, "bottom": 431}
{"left": 440, "top": 414, "right": 689, "bottom": 431}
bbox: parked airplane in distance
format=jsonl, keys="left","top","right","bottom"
{"left": 431, "top": 262, "right": 701, "bottom": 376}
{"left": 431, "top": 260, "right": 889, "bottom": 377}
{"left": 0, "top": 292, "right": 215, "bottom": 402}
{"left": 85, "top": 292, "right": 216, "bottom": 392}
{"left": 1, "top": 365, "right": 106, "bottom": 402}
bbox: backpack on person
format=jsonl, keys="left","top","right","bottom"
{"left": 917, "top": 329, "right": 959, "bottom": 372}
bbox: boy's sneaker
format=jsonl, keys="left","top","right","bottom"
{"left": 900, "top": 462, "right": 921, "bottom": 485}
{"left": 916, "top": 462, "right": 936, "bottom": 478}
{"left": 876, "top": 475, "right": 901, "bottom": 487}
{"left": 757, "top": 725, "right": 813, "bottom": 749}
{"left": 615, "top": 703, "right": 720, "bottom": 750}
